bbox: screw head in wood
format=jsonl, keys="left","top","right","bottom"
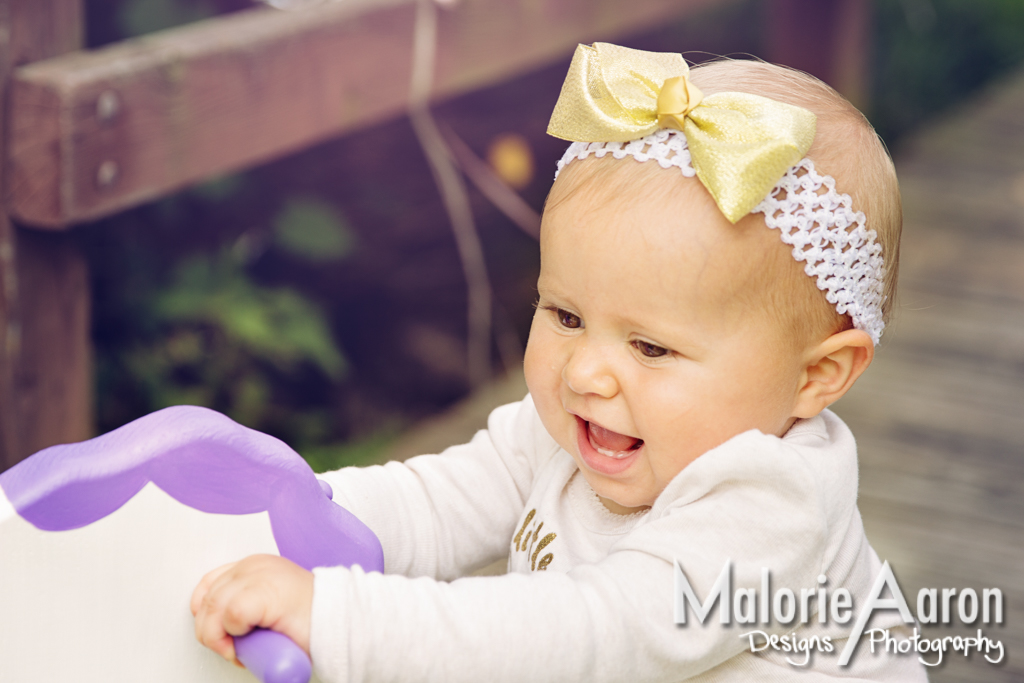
{"left": 96, "top": 90, "right": 120, "bottom": 122}
{"left": 97, "top": 160, "right": 119, "bottom": 188}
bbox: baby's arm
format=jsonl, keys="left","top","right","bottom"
{"left": 317, "top": 396, "right": 558, "bottom": 579}
{"left": 190, "top": 397, "right": 552, "bottom": 671}
{"left": 310, "top": 431, "right": 834, "bottom": 683}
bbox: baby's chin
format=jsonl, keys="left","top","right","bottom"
{"left": 598, "top": 493, "right": 651, "bottom": 516}
{"left": 582, "top": 474, "right": 654, "bottom": 515}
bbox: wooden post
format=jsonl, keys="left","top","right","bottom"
{"left": 0, "top": 210, "right": 15, "bottom": 467}
{"left": 0, "top": 0, "right": 90, "bottom": 470}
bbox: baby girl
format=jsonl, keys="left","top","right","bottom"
{"left": 192, "top": 44, "right": 928, "bottom": 681}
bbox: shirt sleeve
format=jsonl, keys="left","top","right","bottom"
{"left": 310, "top": 429, "right": 837, "bottom": 683}
{"left": 316, "top": 395, "right": 561, "bottom": 580}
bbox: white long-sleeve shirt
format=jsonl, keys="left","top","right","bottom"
{"left": 313, "top": 395, "right": 927, "bottom": 682}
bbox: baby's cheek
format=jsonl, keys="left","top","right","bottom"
{"left": 523, "top": 321, "right": 562, "bottom": 397}
{"left": 524, "top": 342, "right": 576, "bottom": 454}
{"left": 633, "top": 382, "right": 709, "bottom": 474}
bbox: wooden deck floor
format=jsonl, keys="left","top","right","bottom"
{"left": 380, "top": 67, "right": 1024, "bottom": 680}
{"left": 832, "top": 67, "right": 1024, "bottom": 682}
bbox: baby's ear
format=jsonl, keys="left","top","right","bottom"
{"left": 792, "top": 329, "right": 874, "bottom": 419}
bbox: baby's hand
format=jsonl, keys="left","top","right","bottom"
{"left": 191, "top": 554, "right": 314, "bottom": 666}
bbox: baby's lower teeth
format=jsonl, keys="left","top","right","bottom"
{"left": 594, "top": 444, "right": 633, "bottom": 459}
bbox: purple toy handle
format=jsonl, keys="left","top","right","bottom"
{"left": 233, "top": 480, "right": 329, "bottom": 683}
{"left": 235, "top": 628, "right": 311, "bottom": 683}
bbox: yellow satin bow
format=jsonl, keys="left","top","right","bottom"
{"left": 547, "top": 43, "right": 817, "bottom": 223}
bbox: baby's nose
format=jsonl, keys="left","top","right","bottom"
{"left": 562, "top": 343, "right": 618, "bottom": 398}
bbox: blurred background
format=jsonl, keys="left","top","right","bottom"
{"left": 67, "top": 0, "right": 1024, "bottom": 467}
{"left": 1, "top": 1, "right": 1022, "bottom": 680}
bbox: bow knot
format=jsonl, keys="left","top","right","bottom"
{"left": 656, "top": 75, "right": 704, "bottom": 131}
{"left": 547, "top": 43, "right": 818, "bottom": 223}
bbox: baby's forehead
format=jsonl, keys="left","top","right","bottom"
{"left": 543, "top": 157, "right": 802, "bottom": 307}
{"left": 547, "top": 154, "right": 665, "bottom": 215}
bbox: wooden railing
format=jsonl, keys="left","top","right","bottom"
{"left": 0, "top": 0, "right": 870, "bottom": 470}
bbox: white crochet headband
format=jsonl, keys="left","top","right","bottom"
{"left": 554, "top": 129, "right": 886, "bottom": 344}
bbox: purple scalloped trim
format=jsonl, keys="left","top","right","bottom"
{"left": 0, "top": 405, "right": 383, "bottom": 573}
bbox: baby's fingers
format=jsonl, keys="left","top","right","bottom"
{"left": 191, "top": 554, "right": 313, "bottom": 665}
{"left": 194, "top": 599, "right": 239, "bottom": 665}
{"left": 193, "top": 566, "right": 252, "bottom": 664}
{"left": 197, "top": 623, "right": 240, "bottom": 666}
{"left": 191, "top": 562, "right": 237, "bottom": 616}
{"left": 218, "top": 590, "right": 270, "bottom": 637}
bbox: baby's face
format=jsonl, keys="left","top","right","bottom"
{"left": 524, "top": 164, "right": 811, "bottom": 514}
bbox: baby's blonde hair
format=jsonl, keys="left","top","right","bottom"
{"left": 545, "top": 58, "right": 901, "bottom": 345}
{"left": 688, "top": 58, "right": 902, "bottom": 335}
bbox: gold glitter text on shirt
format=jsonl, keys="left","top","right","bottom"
{"left": 512, "top": 508, "right": 556, "bottom": 571}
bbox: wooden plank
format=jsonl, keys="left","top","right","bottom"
{"left": 7, "top": 0, "right": 727, "bottom": 228}
{"left": 0, "top": 0, "right": 91, "bottom": 470}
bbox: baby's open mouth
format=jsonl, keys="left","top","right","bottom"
{"left": 587, "top": 421, "right": 643, "bottom": 459}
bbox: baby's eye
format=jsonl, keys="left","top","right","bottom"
{"left": 555, "top": 308, "right": 582, "bottom": 329}
{"left": 633, "top": 340, "right": 669, "bottom": 358}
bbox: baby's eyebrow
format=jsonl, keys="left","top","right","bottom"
{"left": 619, "top": 313, "right": 707, "bottom": 350}
{"left": 534, "top": 283, "right": 572, "bottom": 304}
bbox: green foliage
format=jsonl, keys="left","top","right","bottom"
{"left": 273, "top": 197, "right": 357, "bottom": 262}
{"left": 157, "top": 249, "right": 345, "bottom": 377}
{"left": 192, "top": 174, "right": 246, "bottom": 202}
{"left": 124, "top": 244, "right": 346, "bottom": 431}
{"left": 299, "top": 425, "right": 403, "bottom": 474}
{"left": 118, "top": 0, "right": 216, "bottom": 36}
{"left": 872, "top": 0, "right": 1024, "bottom": 143}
